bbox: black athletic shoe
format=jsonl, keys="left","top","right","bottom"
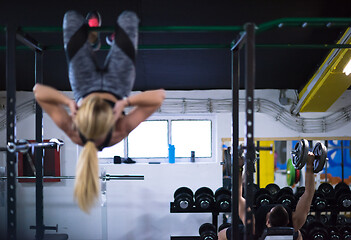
{"left": 86, "top": 11, "right": 102, "bottom": 51}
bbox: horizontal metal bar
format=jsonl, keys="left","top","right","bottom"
{"left": 1, "top": 43, "right": 351, "bottom": 51}
{"left": 256, "top": 44, "right": 351, "bottom": 49}
{"left": 241, "top": 146, "right": 273, "bottom": 151}
{"left": 0, "top": 175, "right": 144, "bottom": 180}
{"left": 19, "top": 25, "right": 244, "bottom": 33}
{"left": 0, "top": 44, "right": 231, "bottom": 51}
{"left": 30, "top": 224, "right": 58, "bottom": 232}
{"left": 43, "top": 44, "right": 231, "bottom": 50}
{"left": 257, "top": 17, "right": 351, "bottom": 33}
{"left": 7, "top": 139, "right": 64, "bottom": 153}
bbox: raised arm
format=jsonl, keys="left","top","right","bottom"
{"left": 238, "top": 160, "right": 247, "bottom": 226}
{"left": 111, "top": 89, "right": 165, "bottom": 143}
{"left": 292, "top": 152, "right": 315, "bottom": 230}
{"left": 33, "top": 83, "right": 79, "bottom": 143}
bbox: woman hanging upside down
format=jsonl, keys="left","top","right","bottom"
{"left": 33, "top": 10, "right": 165, "bottom": 213}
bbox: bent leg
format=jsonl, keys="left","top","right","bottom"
{"left": 63, "top": 10, "right": 99, "bottom": 102}
{"left": 103, "top": 11, "right": 139, "bottom": 99}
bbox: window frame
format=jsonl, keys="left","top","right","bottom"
{"left": 98, "top": 114, "right": 217, "bottom": 163}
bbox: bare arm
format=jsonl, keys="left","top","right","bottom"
{"left": 33, "top": 83, "right": 80, "bottom": 143}
{"left": 111, "top": 89, "right": 165, "bottom": 143}
{"left": 238, "top": 164, "right": 247, "bottom": 226}
{"left": 292, "top": 152, "right": 315, "bottom": 230}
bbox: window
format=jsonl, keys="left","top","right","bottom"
{"left": 171, "top": 120, "right": 212, "bottom": 158}
{"left": 97, "top": 116, "right": 215, "bottom": 162}
{"left": 128, "top": 120, "right": 168, "bottom": 158}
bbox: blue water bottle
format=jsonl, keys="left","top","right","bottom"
{"left": 168, "top": 144, "right": 175, "bottom": 163}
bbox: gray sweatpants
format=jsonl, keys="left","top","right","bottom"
{"left": 63, "top": 10, "right": 139, "bottom": 102}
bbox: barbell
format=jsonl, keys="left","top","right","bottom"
{"left": 6, "top": 138, "right": 64, "bottom": 153}
{"left": 0, "top": 173, "right": 144, "bottom": 181}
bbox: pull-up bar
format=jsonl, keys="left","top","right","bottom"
{"left": 0, "top": 17, "right": 350, "bottom": 33}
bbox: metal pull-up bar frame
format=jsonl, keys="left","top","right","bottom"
{"left": 3, "top": 17, "right": 351, "bottom": 240}
{"left": 1, "top": 17, "right": 351, "bottom": 51}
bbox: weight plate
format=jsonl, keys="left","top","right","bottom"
{"left": 295, "top": 169, "right": 300, "bottom": 184}
{"left": 287, "top": 158, "right": 295, "bottom": 186}
{"left": 195, "top": 187, "right": 214, "bottom": 198}
{"left": 215, "top": 187, "right": 230, "bottom": 198}
{"left": 295, "top": 186, "right": 305, "bottom": 200}
{"left": 199, "top": 223, "right": 216, "bottom": 235}
{"left": 318, "top": 183, "right": 334, "bottom": 198}
{"left": 174, "top": 187, "right": 193, "bottom": 199}
{"left": 265, "top": 183, "right": 280, "bottom": 196}
{"left": 292, "top": 139, "right": 308, "bottom": 170}
{"left": 335, "top": 182, "right": 350, "bottom": 195}
{"left": 312, "top": 142, "right": 327, "bottom": 173}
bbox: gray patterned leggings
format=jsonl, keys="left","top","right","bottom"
{"left": 62, "top": 10, "right": 139, "bottom": 102}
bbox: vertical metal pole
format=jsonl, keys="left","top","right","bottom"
{"left": 244, "top": 22, "right": 255, "bottom": 240}
{"left": 231, "top": 47, "right": 240, "bottom": 240}
{"left": 35, "top": 51, "right": 44, "bottom": 240}
{"left": 101, "top": 169, "right": 108, "bottom": 240}
{"left": 324, "top": 140, "right": 328, "bottom": 183}
{"left": 6, "top": 25, "right": 17, "bottom": 240}
{"left": 341, "top": 140, "right": 344, "bottom": 182}
{"left": 256, "top": 141, "right": 260, "bottom": 187}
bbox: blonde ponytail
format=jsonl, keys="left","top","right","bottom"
{"left": 74, "top": 141, "right": 99, "bottom": 213}
{"left": 73, "top": 96, "right": 115, "bottom": 213}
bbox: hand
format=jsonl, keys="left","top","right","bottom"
{"left": 113, "top": 99, "right": 128, "bottom": 121}
{"left": 68, "top": 100, "right": 78, "bottom": 118}
{"left": 306, "top": 151, "right": 315, "bottom": 168}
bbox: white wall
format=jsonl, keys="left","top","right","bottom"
{"left": 0, "top": 92, "right": 223, "bottom": 240}
{"left": 0, "top": 90, "right": 351, "bottom": 239}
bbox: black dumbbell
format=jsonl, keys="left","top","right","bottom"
{"left": 328, "top": 227, "right": 341, "bottom": 240}
{"left": 295, "top": 186, "right": 305, "bottom": 201}
{"left": 199, "top": 223, "right": 217, "bottom": 240}
{"left": 275, "top": 187, "right": 297, "bottom": 209}
{"left": 340, "top": 226, "right": 351, "bottom": 240}
{"left": 307, "top": 221, "right": 329, "bottom": 240}
{"left": 313, "top": 191, "right": 328, "bottom": 211}
{"left": 174, "top": 187, "right": 194, "bottom": 211}
{"left": 265, "top": 183, "right": 281, "bottom": 197}
{"left": 306, "top": 214, "right": 316, "bottom": 225}
{"left": 337, "top": 214, "right": 346, "bottom": 225}
{"left": 195, "top": 187, "right": 215, "bottom": 211}
{"left": 215, "top": 187, "right": 231, "bottom": 212}
{"left": 318, "top": 182, "right": 335, "bottom": 199}
{"left": 218, "top": 223, "right": 231, "bottom": 232}
{"left": 291, "top": 139, "right": 327, "bottom": 173}
{"left": 320, "top": 214, "right": 328, "bottom": 225}
{"left": 254, "top": 188, "right": 274, "bottom": 208}
{"left": 335, "top": 182, "right": 351, "bottom": 210}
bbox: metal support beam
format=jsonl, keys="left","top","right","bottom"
{"left": 6, "top": 24, "right": 17, "bottom": 240}
{"left": 244, "top": 22, "right": 255, "bottom": 240}
{"left": 16, "top": 30, "right": 43, "bottom": 52}
{"left": 231, "top": 40, "right": 241, "bottom": 240}
{"left": 35, "top": 51, "right": 44, "bottom": 240}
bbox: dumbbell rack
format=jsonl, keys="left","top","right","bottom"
{"left": 169, "top": 202, "right": 230, "bottom": 240}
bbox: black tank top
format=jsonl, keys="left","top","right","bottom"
{"left": 254, "top": 204, "right": 293, "bottom": 240}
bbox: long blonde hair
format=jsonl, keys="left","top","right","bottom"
{"left": 74, "top": 96, "right": 115, "bottom": 213}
